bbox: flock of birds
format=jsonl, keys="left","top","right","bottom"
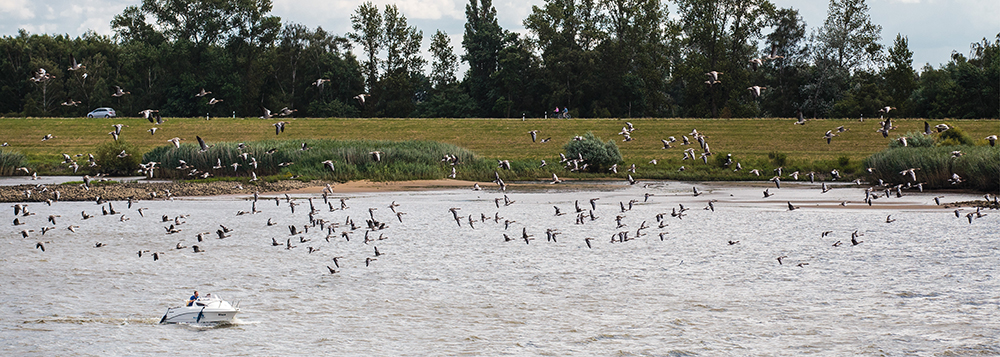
{"left": 700, "top": 46, "right": 788, "bottom": 99}
{"left": 13, "top": 113, "right": 995, "bottom": 277}
{"left": 33, "top": 59, "right": 372, "bottom": 118}
{"left": 10, "top": 57, "right": 997, "bottom": 276}
{"left": 110, "top": 83, "right": 370, "bottom": 120}
{"left": 12, "top": 163, "right": 995, "bottom": 276}
{"left": 11, "top": 191, "right": 398, "bottom": 272}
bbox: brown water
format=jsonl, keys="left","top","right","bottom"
{"left": 2, "top": 182, "right": 997, "bottom": 356}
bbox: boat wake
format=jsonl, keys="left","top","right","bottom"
{"left": 20, "top": 316, "right": 161, "bottom": 325}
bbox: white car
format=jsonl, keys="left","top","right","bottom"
{"left": 87, "top": 107, "right": 116, "bottom": 118}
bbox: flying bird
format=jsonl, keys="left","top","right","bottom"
{"left": 112, "top": 85, "right": 130, "bottom": 97}
{"left": 312, "top": 78, "right": 330, "bottom": 87}
{"left": 68, "top": 55, "right": 85, "bottom": 71}
{"left": 354, "top": 94, "right": 370, "bottom": 106}
{"left": 196, "top": 136, "right": 211, "bottom": 152}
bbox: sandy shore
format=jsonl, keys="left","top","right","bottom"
{"left": 280, "top": 179, "right": 482, "bottom": 194}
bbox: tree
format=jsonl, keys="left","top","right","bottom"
{"left": 429, "top": 30, "right": 458, "bottom": 89}
{"left": 882, "top": 34, "right": 916, "bottom": 115}
{"left": 419, "top": 30, "right": 477, "bottom": 118}
{"left": 462, "top": 0, "right": 505, "bottom": 116}
{"left": 110, "top": 5, "right": 164, "bottom": 45}
{"left": 675, "top": 0, "right": 775, "bottom": 118}
{"left": 957, "top": 34, "right": 1000, "bottom": 118}
{"left": 814, "top": 0, "right": 882, "bottom": 72}
{"left": 273, "top": 23, "right": 362, "bottom": 117}
{"left": 493, "top": 32, "right": 541, "bottom": 117}
{"left": 600, "top": 0, "right": 677, "bottom": 117}
{"left": 137, "top": 0, "right": 263, "bottom": 49}
{"left": 349, "top": 2, "right": 382, "bottom": 91}
{"left": 829, "top": 69, "right": 889, "bottom": 118}
{"left": 759, "top": 7, "right": 809, "bottom": 117}
{"left": 382, "top": 5, "right": 424, "bottom": 76}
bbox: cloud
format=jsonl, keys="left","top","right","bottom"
{"left": 0, "top": 0, "right": 130, "bottom": 36}
{"left": 394, "top": 0, "right": 464, "bottom": 20}
{"left": 0, "top": 0, "right": 35, "bottom": 20}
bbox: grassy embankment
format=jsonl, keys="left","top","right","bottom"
{"left": 1, "top": 117, "right": 996, "bottom": 185}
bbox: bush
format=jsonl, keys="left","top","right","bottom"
{"left": 888, "top": 131, "right": 936, "bottom": 148}
{"left": 563, "top": 132, "right": 622, "bottom": 172}
{"left": 0, "top": 149, "right": 27, "bottom": 176}
{"left": 94, "top": 140, "right": 142, "bottom": 176}
{"left": 937, "top": 125, "right": 975, "bottom": 146}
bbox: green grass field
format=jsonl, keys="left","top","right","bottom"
{"left": 1, "top": 117, "right": 997, "bottom": 181}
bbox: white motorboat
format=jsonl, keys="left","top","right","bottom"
{"left": 160, "top": 294, "right": 240, "bottom": 324}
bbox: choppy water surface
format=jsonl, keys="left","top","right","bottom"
{"left": 2, "top": 181, "right": 998, "bottom": 356}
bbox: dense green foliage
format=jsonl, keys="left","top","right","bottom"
{"left": 563, "top": 132, "right": 622, "bottom": 172}
{"left": 143, "top": 139, "right": 487, "bottom": 182}
{"left": 868, "top": 126, "right": 999, "bottom": 191}
{"left": 937, "top": 126, "right": 976, "bottom": 146}
{"left": 887, "top": 132, "right": 935, "bottom": 148}
{"left": 0, "top": 149, "right": 27, "bottom": 176}
{"left": 865, "top": 146, "right": 999, "bottom": 192}
{"left": 94, "top": 140, "right": 142, "bottom": 176}
{"left": 1, "top": 0, "right": 996, "bottom": 119}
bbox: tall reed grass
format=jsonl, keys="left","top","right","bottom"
{"left": 143, "top": 139, "right": 485, "bottom": 181}
{"left": 864, "top": 146, "right": 999, "bottom": 191}
{"left": 0, "top": 149, "right": 27, "bottom": 176}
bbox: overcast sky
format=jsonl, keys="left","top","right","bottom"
{"left": 2, "top": 0, "right": 997, "bottom": 73}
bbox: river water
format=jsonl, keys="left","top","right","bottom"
{"left": 1, "top": 181, "right": 997, "bottom": 356}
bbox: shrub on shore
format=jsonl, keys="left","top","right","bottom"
{"left": 937, "top": 126, "right": 975, "bottom": 146}
{"left": 95, "top": 140, "right": 142, "bottom": 176}
{"left": 888, "top": 132, "right": 935, "bottom": 148}
{"left": 563, "top": 132, "right": 622, "bottom": 172}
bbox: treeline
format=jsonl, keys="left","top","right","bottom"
{"left": 1, "top": 0, "right": 997, "bottom": 119}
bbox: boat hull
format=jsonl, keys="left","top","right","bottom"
{"left": 160, "top": 306, "right": 238, "bottom": 324}
{"left": 160, "top": 295, "right": 240, "bottom": 324}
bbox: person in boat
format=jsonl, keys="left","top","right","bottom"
{"left": 187, "top": 291, "right": 199, "bottom": 306}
